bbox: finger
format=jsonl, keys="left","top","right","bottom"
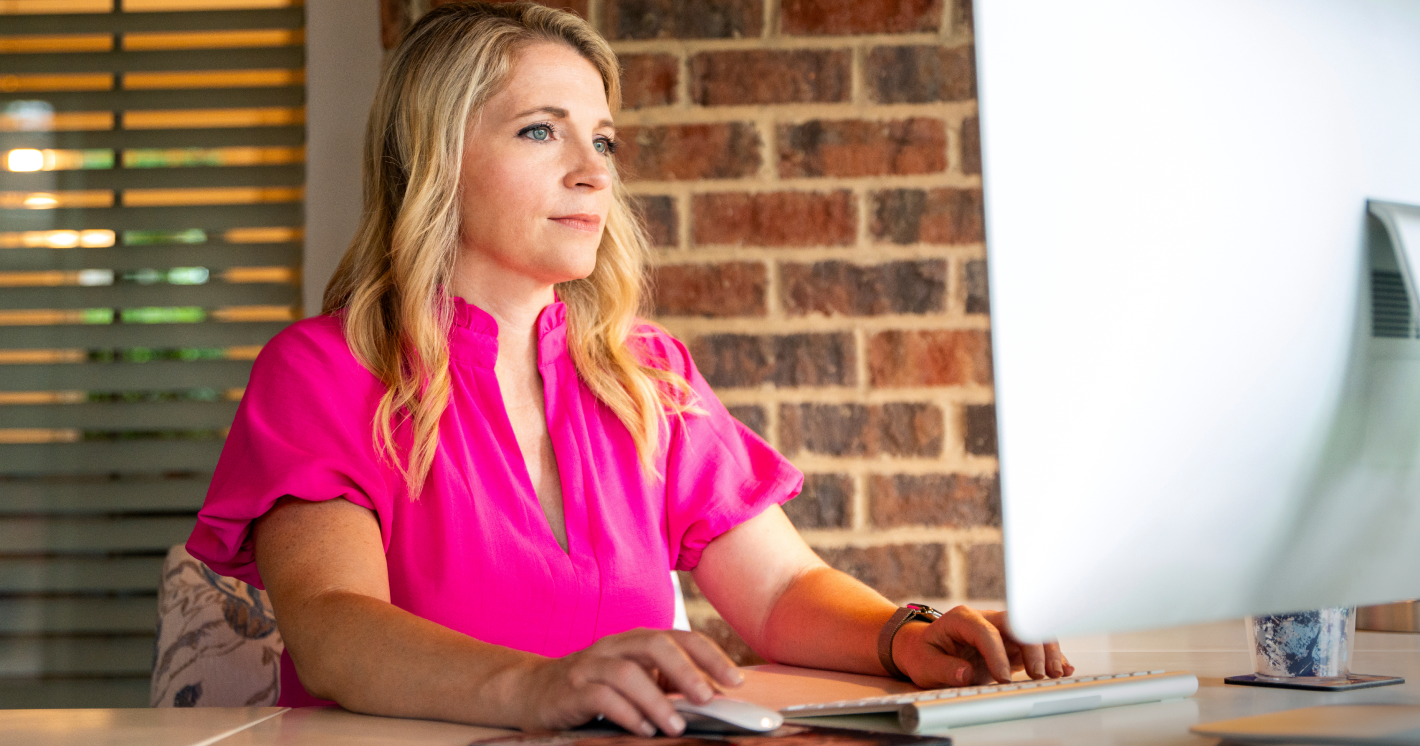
{"left": 583, "top": 682, "right": 660, "bottom": 737}
{"left": 939, "top": 607, "right": 1013, "bottom": 683}
{"left": 617, "top": 633, "right": 718, "bottom": 704}
{"left": 903, "top": 646, "right": 977, "bottom": 689}
{"left": 673, "top": 630, "right": 745, "bottom": 689}
{"left": 1043, "top": 641, "right": 1065, "bottom": 678}
{"left": 590, "top": 658, "right": 686, "bottom": 736}
{"left": 1016, "top": 642, "right": 1047, "bottom": 679}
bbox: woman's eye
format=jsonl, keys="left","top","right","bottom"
{"left": 527, "top": 125, "right": 551, "bottom": 141}
{"left": 594, "top": 138, "right": 617, "bottom": 155}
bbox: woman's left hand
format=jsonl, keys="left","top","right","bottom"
{"left": 892, "top": 606, "right": 1074, "bottom": 688}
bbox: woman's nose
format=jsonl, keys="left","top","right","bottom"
{"left": 565, "top": 143, "right": 611, "bottom": 191}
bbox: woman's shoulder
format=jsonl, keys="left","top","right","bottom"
{"left": 252, "top": 314, "right": 381, "bottom": 389}
{"left": 628, "top": 319, "right": 694, "bottom": 377}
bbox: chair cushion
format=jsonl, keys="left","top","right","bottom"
{"left": 150, "top": 544, "right": 283, "bottom": 707}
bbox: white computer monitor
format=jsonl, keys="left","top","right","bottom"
{"left": 977, "top": 0, "right": 1420, "bottom": 641}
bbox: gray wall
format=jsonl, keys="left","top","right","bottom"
{"left": 304, "top": 0, "right": 383, "bottom": 316}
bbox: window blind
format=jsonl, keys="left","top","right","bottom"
{"left": 0, "top": 0, "right": 304, "bottom": 707}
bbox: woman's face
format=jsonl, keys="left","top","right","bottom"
{"left": 456, "top": 41, "right": 615, "bottom": 293}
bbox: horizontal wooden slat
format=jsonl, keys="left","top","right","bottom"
{"left": 1, "top": 401, "right": 241, "bottom": 431}
{"left": 2, "top": 8, "right": 302, "bottom": 34}
{"left": 0, "top": 440, "right": 226, "bottom": 474}
{"left": 0, "top": 515, "right": 197, "bottom": 552}
{"left": 0, "top": 47, "right": 304, "bottom": 74}
{"left": 0, "top": 125, "right": 304, "bottom": 149}
{"left": 0, "top": 359, "right": 252, "bottom": 390}
{"left": 0, "top": 244, "right": 300, "bottom": 273}
{"left": 0, "top": 164, "right": 304, "bottom": 191}
{"left": 0, "top": 479, "right": 209, "bottom": 516}
{"left": 0, "top": 676, "right": 149, "bottom": 709}
{"left": 0, "top": 556, "right": 167, "bottom": 593}
{"left": 0, "top": 203, "right": 301, "bottom": 230}
{"left": 0, "top": 85, "right": 304, "bottom": 113}
{"left": 0, "top": 597, "right": 156, "bottom": 634}
{"left": 0, "top": 281, "right": 298, "bottom": 309}
{"left": 0, "top": 318, "right": 286, "bottom": 347}
{"left": 0, "top": 634, "right": 155, "bottom": 677}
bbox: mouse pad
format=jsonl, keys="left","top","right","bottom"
{"left": 471, "top": 724, "right": 952, "bottom": 746}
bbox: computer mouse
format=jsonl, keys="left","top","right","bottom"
{"left": 671, "top": 695, "right": 785, "bottom": 734}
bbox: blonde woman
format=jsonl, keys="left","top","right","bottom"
{"left": 187, "top": 1, "right": 1070, "bottom": 733}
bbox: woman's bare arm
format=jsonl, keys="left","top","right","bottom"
{"left": 692, "top": 506, "right": 1072, "bottom": 688}
{"left": 254, "top": 496, "right": 739, "bottom": 732}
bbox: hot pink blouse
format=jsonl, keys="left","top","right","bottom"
{"left": 186, "top": 298, "right": 802, "bottom": 707}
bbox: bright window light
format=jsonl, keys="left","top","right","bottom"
{"left": 7, "top": 149, "right": 44, "bottom": 172}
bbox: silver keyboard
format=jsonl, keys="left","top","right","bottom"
{"left": 781, "top": 670, "right": 1199, "bottom": 732}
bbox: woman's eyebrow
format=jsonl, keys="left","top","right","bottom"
{"left": 512, "top": 105, "right": 614, "bottom": 129}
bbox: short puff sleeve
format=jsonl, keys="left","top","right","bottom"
{"left": 644, "top": 330, "right": 805, "bottom": 571}
{"left": 186, "top": 316, "right": 399, "bottom": 588}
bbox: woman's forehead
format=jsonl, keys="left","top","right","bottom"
{"left": 492, "top": 42, "right": 609, "bottom": 116}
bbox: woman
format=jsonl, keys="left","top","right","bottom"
{"left": 187, "top": 2, "right": 1071, "bottom": 734}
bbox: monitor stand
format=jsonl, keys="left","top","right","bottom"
{"left": 1359, "top": 601, "right": 1420, "bottom": 633}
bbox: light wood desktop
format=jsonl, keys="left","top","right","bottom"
{"left": 5, "top": 620, "right": 1418, "bottom": 745}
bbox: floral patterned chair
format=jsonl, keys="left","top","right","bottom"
{"left": 150, "top": 544, "right": 283, "bottom": 707}
{"left": 149, "top": 544, "right": 693, "bottom": 708}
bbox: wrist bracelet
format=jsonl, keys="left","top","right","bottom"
{"left": 876, "top": 604, "right": 943, "bottom": 680}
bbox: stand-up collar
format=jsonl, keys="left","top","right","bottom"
{"left": 448, "top": 296, "right": 567, "bottom": 368}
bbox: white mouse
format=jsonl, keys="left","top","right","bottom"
{"left": 671, "top": 695, "right": 785, "bottom": 734}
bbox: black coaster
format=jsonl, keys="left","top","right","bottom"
{"left": 1224, "top": 673, "right": 1404, "bottom": 691}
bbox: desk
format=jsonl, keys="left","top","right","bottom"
{"left": 5, "top": 620, "right": 1419, "bottom": 745}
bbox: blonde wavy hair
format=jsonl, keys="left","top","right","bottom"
{"left": 323, "top": 1, "right": 696, "bottom": 497}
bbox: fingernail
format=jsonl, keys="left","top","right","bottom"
{"left": 729, "top": 670, "right": 745, "bottom": 686}
{"left": 696, "top": 682, "right": 714, "bottom": 702}
{"left": 640, "top": 721, "right": 657, "bottom": 737}
{"left": 669, "top": 714, "right": 686, "bottom": 735}
{"left": 956, "top": 664, "right": 971, "bottom": 683}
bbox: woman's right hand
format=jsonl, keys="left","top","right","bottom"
{"left": 505, "top": 628, "right": 744, "bottom": 736}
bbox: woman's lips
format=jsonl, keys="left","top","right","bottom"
{"left": 550, "top": 214, "right": 601, "bottom": 232}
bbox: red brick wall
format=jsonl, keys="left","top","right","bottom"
{"left": 388, "top": 0, "right": 998, "bottom": 664}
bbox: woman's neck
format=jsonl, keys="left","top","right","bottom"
{"left": 449, "top": 270, "right": 556, "bottom": 372}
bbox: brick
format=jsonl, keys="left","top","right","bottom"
{"left": 619, "top": 53, "right": 677, "bottom": 109}
{"left": 872, "top": 188, "right": 985, "bottom": 245}
{"left": 651, "top": 262, "right": 766, "bottom": 317}
{"left": 693, "top": 191, "right": 855, "bottom": 247}
{"left": 691, "top": 335, "right": 772, "bottom": 388}
{"left": 963, "top": 404, "right": 996, "bottom": 456}
{"left": 867, "top": 45, "right": 976, "bottom": 104}
{"left": 816, "top": 544, "right": 946, "bottom": 600}
{"left": 964, "top": 258, "right": 989, "bottom": 314}
{"left": 868, "top": 330, "right": 993, "bottom": 387}
{"left": 779, "top": 118, "right": 946, "bottom": 178}
{"left": 966, "top": 543, "right": 1005, "bottom": 600}
{"left": 781, "top": 260, "right": 946, "bottom": 317}
{"left": 779, "top": 402, "right": 942, "bottom": 458}
{"left": 605, "top": 0, "right": 761, "bottom": 39}
{"left": 726, "top": 404, "right": 767, "bottom": 439}
{"left": 633, "top": 195, "right": 676, "bottom": 247}
{"left": 951, "top": 0, "right": 974, "bottom": 35}
{"left": 693, "top": 615, "right": 766, "bottom": 666}
{"left": 781, "top": 0, "right": 942, "bottom": 35}
{"left": 960, "top": 115, "right": 981, "bottom": 175}
{"left": 869, "top": 473, "right": 1000, "bottom": 528}
{"left": 783, "top": 473, "right": 852, "bottom": 529}
{"left": 618, "top": 123, "right": 761, "bottom": 181}
{"left": 691, "top": 50, "right": 850, "bottom": 106}
{"left": 691, "top": 333, "right": 855, "bottom": 388}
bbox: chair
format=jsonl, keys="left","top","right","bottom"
{"left": 151, "top": 544, "right": 692, "bottom": 707}
{"left": 150, "top": 545, "right": 283, "bottom": 707}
